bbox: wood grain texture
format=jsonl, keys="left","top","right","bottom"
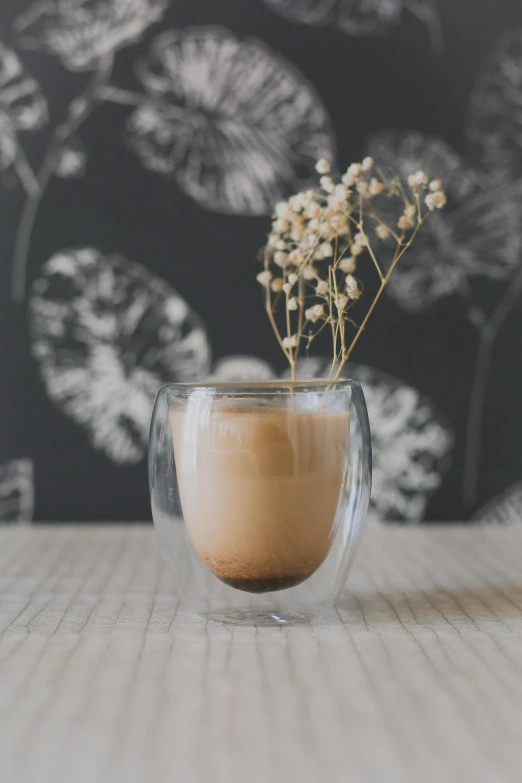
{"left": 0, "top": 523, "right": 522, "bottom": 783}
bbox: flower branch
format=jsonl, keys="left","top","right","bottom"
{"left": 13, "top": 148, "right": 39, "bottom": 198}
{"left": 11, "top": 55, "right": 114, "bottom": 301}
{"left": 257, "top": 159, "right": 446, "bottom": 380}
{"left": 95, "top": 85, "right": 145, "bottom": 107}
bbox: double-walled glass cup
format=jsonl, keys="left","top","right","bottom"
{"left": 149, "top": 381, "right": 371, "bottom": 625}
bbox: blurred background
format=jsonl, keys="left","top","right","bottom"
{"left": 0, "top": 0, "right": 521, "bottom": 523}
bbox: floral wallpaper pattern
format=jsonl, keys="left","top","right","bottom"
{"left": 0, "top": 43, "right": 47, "bottom": 171}
{"left": 14, "top": 0, "right": 169, "bottom": 72}
{"left": 261, "top": 0, "right": 443, "bottom": 53}
{"left": 0, "top": 0, "right": 520, "bottom": 522}
{"left": 126, "top": 27, "right": 335, "bottom": 215}
{"left": 30, "top": 247, "right": 209, "bottom": 463}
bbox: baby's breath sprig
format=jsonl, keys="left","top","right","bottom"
{"left": 257, "top": 157, "right": 446, "bottom": 381}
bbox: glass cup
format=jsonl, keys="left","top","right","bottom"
{"left": 149, "top": 381, "right": 371, "bottom": 625}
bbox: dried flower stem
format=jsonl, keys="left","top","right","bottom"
{"left": 258, "top": 158, "right": 446, "bottom": 380}
{"left": 334, "top": 217, "right": 426, "bottom": 379}
{"left": 264, "top": 279, "right": 289, "bottom": 361}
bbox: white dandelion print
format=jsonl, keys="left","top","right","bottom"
{"left": 349, "top": 364, "right": 453, "bottom": 521}
{"left": 14, "top": 0, "right": 168, "bottom": 72}
{"left": 366, "top": 114, "right": 522, "bottom": 510}
{"left": 0, "top": 42, "right": 47, "bottom": 174}
{"left": 126, "top": 26, "right": 336, "bottom": 216}
{"left": 263, "top": 0, "right": 401, "bottom": 34}
{"left": 467, "top": 30, "right": 522, "bottom": 186}
{"left": 30, "top": 248, "right": 210, "bottom": 464}
{"left": 0, "top": 460, "right": 34, "bottom": 523}
{"left": 473, "top": 483, "right": 522, "bottom": 524}
{"left": 261, "top": 0, "right": 443, "bottom": 52}
{"left": 366, "top": 130, "right": 520, "bottom": 312}
{"left": 228, "top": 355, "right": 453, "bottom": 521}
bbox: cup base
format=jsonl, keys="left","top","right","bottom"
{"left": 207, "top": 608, "right": 311, "bottom": 626}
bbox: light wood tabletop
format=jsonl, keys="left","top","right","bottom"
{"left": 0, "top": 523, "right": 521, "bottom": 783}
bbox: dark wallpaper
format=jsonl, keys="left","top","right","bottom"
{"left": 0, "top": 0, "right": 521, "bottom": 523}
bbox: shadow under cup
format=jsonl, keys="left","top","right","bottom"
{"left": 149, "top": 382, "right": 372, "bottom": 625}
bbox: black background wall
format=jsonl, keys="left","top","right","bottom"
{"left": 0, "top": 0, "right": 521, "bottom": 523}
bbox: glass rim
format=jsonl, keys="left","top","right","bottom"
{"left": 157, "top": 378, "right": 361, "bottom": 392}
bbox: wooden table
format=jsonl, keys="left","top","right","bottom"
{"left": 0, "top": 523, "right": 521, "bottom": 782}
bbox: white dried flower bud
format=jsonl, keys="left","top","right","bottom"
{"left": 353, "top": 231, "right": 366, "bottom": 246}
{"left": 335, "top": 294, "right": 349, "bottom": 311}
{"left": 282, "top": 282, "right": 292, "bottom": 294}
{"left": 345, "top": 274, "right": 360, "bottom": 300}
{"left": 398, "top": 215, "right": 415, "bottom": 230}
{"left": 356, "top": 180, "right": 369, "bottom": 196}
{"left": 336, "top": 217, "right": 350, "bottom": 236}
{"left": 289, "top": 193, "right": 306, "bottom": 211}
{"left": 425, "top": 190, "right": 447, "bottom": 210}
{"left": 339, "top": 256, "right": 356, "bottom": 274}
{"left": 282, "top": 334, "right": 298, "bottom": 349}
{"left": 429, "top": 178, "right": 442, "bottom": 192}
{"left": 273, "top": 218, "right": 289, "bottom": 233}
{"left": 404, "top": 204, "right": 416, "bottom": 218}
{"left": 369, "top": 178, "right": 384, "bottom": 196}
{"left": 271, "top": 277, "right": 284, "bottom": 292}
{"left": 315, "top": 158, "right": 331, "bottom": 174}
{"left": 345, "top": 163, "right": 362, "bottom": 181}
{"left": 320, "top": 176, "right": 335, "bottom": 193}
{"left": 375, "top": 224, "right": 390, "bottom": 240}
{"left": 322, "top": 243, "right": 334, "bottom": 258}
{"left": 320, "top": 223, "right": 335, "bottom": 240}
{"left": 300, "top": 192, "right": 313, "bottom": 209}
{"left": 274, "top": 251, "right": 289, "bottom": 267}
{"left": 327, "top": 194, "right": 342, "bottom": 210}
{"left": 290, "top": 223, "right": 304, "bottom": 242}
{"left": 275, "top": 239, "right": 288, "bottom": 250}
{"left": 287, "top": 297, "right": 298, "bottom": 311}
{"left": 256, "top": 270, "right": 272, "bottom": 286}
{"left": 407, "top": 170, "right": 429, "bottom": 189}
{"left": 316, "top": 280, "right": 329, "bottom": 296}
{"left": 288, "top": 273, "right": 298, "bottom": 285}
{"left": 351, "top": 242, "right": 364, "bottom": 256}
{"left": 305, "top": 304, "right": 325, "bottom": 323}
{"left": 302, "top": 265, "right": 316, "bottom": 280}
{"left": 304, "top": 202, "right": 322, "bottom": 219}
{"left": 362, "top": 156, "right": 374, "bottom": 171}
{"left": 275, "top": 202, "right": 290, "bottom": 218}
{"left": 307, "top": 233, "right": 318, "bottom": 247}
{"left": 288, "top": 249, "right": 304, "bottom": 265}
{"left": 308, "top": 218, "right": 320, "bottom": 231}
{"left": 334, "top": 183, "right": 348, "bottom": 200}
